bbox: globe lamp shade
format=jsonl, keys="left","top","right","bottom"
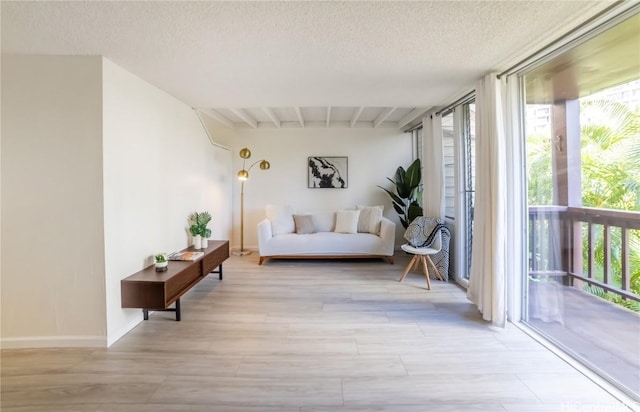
{"left": 237, "top": 169, "right": 249, "bottom": 180}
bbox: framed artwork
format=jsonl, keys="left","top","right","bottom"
{"left": 308, "top": 156, "right": 348, "bottom": 188}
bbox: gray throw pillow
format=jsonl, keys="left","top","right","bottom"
{"left": 293, "top": 214, "right": 315, "bottom": 234}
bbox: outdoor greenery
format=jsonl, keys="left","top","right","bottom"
{"left": 527, "top": 97, "right": 640, "bottom": 311}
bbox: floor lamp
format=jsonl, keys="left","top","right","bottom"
{"left": 233, "top": 147, "right": 270, "bottom": 256}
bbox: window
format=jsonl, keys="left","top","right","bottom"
{"left": 462, "top": 102, "right": 476, "bottom": 279}
{"left": 439, "top": 98, "right": 475, "bottom": 283}
{"left": 442, "top": 112, "right": 455, "bottom": 219}
{"left": 522, "top": 11, "right": 640, "bottom": 400}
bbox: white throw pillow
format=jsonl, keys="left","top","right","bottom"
{"left": 356, "top": 205, "right": 384, "bottom": 234}
{"left": 266, "top": 204, "right": 295, "bottom": 236}
{"left": 334, "top": 209, "right": 360, "bottom": 234}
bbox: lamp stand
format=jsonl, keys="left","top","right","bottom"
{"left": 233, "top": 149, "right": 269, "bottom": 257}
{"left": 232, "top": 181, "right": 251, "bottom": 256}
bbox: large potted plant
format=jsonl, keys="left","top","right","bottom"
{"left": 189, "top": 211, "right": 212, "bottom": 249}
{"left": 378, "top": 159, "right": 423, "bottom": 229}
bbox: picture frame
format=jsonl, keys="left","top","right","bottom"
{"left": 308, "top": 156, "right": 348, "bottom": 188}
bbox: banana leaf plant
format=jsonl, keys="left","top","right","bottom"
{"left": 188, "top": 211, "right": 212, "bottom": 237}
{"left": 378, "top": 159, "right": 423, "bottom": 229}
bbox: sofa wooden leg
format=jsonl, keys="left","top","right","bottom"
{"left": 385, "top": 256, "right": 394, "bottom": 264}
{"left": 258, "top": 256, "right": 266, "bottom": 265}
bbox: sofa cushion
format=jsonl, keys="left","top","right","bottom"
{"left": 334, "top": 209, "right": 360, "bottom": 234}
{"left": 356, "top": 205, "right": 384, "bottom": 234}
{"left": 310, "top": 211, "right": 336, "bottom": 232}
{"left": 293, "top": 214, "right": 315, "bottom": 234}
{"left": 266, "top": 204, "right": 295, "bottom": 235}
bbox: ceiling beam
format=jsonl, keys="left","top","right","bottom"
{"left": 262, "top": 107, "right": 281, "bottom": 128}
{"left": 397, "top": 107, "right": 430, "bottom": 129}
{"left": 373, "top": 107, "right": 397, "bottom": 128}
{"left": 350, "top": 107, "right": 365, "bottom": 128}
{"left": 198, "top": 108, "right": 234, "bottom": 129}
{"left": 326, "top": 106, "right": 332, "bottom": 128}
{"left": 294, "top": 106, "right": 305, "bottom": 128}
{"left": 229, "top": 108, "right": 258, "bottom": 128}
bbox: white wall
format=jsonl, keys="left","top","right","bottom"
{"left": 102, "top": 59, "right": 232, "bottom": 345}
{"left": 1, "top": 55, "right": 107, "bottom": 347}
{"left": 226, "top": 127, "right": 413, "bottom": 250}
{"left": 0, "top": 55, "right": 232, "bottom": 348}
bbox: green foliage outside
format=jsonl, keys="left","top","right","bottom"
{"left": 527, "top": 98, "right": 640, "bottom": 311}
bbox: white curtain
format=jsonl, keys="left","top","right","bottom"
{"left": 421, "top": 114, "right": 444, "bottom": 219}
{"left": 503, "top": 76, "right": 526, "bottom": 322}
{"left": 467, "top": 74, "right": 507, "bottom": 327}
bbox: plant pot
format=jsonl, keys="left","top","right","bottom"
{"left": 193, "top": 235, "right": 202, "bottom": 249}
{"left": 155, "top": 261, "right": 168, "bottom": 272}
{"left": 201, "top": 237, "right": 208, "bottom": 249}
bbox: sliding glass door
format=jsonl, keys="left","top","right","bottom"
{"left": 522, "top": 11, "right": 640, "bottom": 400}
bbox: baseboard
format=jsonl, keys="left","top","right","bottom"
{"left": 1, "top": 335, "right": 107, "bottom": 349}
{"left": 107, "top": 315, "right": 143, "bottom": 347}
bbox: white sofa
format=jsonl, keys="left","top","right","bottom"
{"left": 257, "top": 206, "right": 396, "bottom": 265}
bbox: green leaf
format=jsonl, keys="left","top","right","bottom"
{"left": 405, "top": 159, "right": 422, "bottom": 191}
{"left": 199, "top": 211, "right": 212, "bottom": 225}
{"left": 395, "top": 166, "right": 406, "bottom": 186}
{"left": 407, "top": 202, "right": 423, "bottom": 223}
{"left": 377, "top": 185, "right": 404, "bottom": 206}
{"left": 392, "top": 202, "right": 404, "bottom": 215}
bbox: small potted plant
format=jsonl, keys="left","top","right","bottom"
{"left": 189, "top": 221, "right": 202, "bottom": 249}
{"left": 154, "top": 253, "right": 168, "bottom": 272}
{"left": 201, "top": 226, "right": 212, "bottom": 249}
{"left": 189, "top": 211, "right": 212, "bottom": 249}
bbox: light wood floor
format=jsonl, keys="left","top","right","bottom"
{"left": 2, "top": 253, "right": 636, "bottom": 411}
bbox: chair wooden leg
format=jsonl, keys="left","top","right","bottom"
{"left": 425, "top": 256, "right": 444, "bottom": 281}
{"left": 409, "top": 256, "right": 420, "bottom": 272}
{"left": 398, "top": 255, "right": 418, "bottom": 282}
{"left": 420, "top": 256, "right": 432, "bottom": 290}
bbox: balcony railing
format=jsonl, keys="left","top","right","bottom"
{"left": 529, "top": 205, "right": 640, "bottom": 305}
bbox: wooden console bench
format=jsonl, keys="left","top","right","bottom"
{"left": 121, "top": 240, "right": 229, "bottom": 321}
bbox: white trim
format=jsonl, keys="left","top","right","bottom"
{"left": 350, "top": 107, "right": 364, "bottom": 128}
{"left": 374, "top": 107, "right": 397, "bottom": 128}
{"left": 197, "top": 108, "right": 234, "bottom": 129}
{"left": 504, "top": 2, "right": 640, "bottom": 78}
{"left": 1, "top": 335, "right": 107, "bottom": 349}
{"left": 194, "top": 109, "right": 231, "bottom": 150}
{"left": 229, "top": 108, "right": 258, "bottom": 129}
{"left": 107, "top": 314, "right": 144, "bottom": 347}
{"left": 262, "top": 107, "right": 281, "bottom": 128}
{"left": 294, "top": 106, "right": 305, "bottom": 127}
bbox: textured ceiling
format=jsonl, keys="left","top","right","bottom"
{"left": 1, "top": 1, "right": 610, "bottom": 129}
